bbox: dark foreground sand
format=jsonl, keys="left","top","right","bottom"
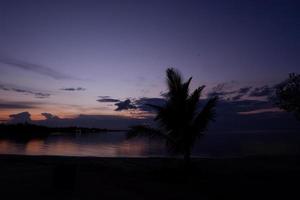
{"left": 0, "top": 154, "right": 299, "bottom": 200}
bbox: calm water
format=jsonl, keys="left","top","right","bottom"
{"left": 0, "top": 130, "right": 299, "bottom": 158}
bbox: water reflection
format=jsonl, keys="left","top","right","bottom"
{"left": 0, "top": 132, "right": 166, "bottom": 157}
{"left": 25, "top": 139, "right": 45, "bottom": 154}
{"left": 0, "top": 131, "right": 300, "bottom": 157}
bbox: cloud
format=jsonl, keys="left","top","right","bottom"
{"left": 159, "top": 91, "right": 168, "bottom": 98}
{"left": 0, "top": 84, "right": 51, "bottom": 99}
{"left": 115, "top": 99, "right": 136, "bottom": 111}
{"left": 97, "top": 98, "right": 120, "bottom": 103}
{"left": 41, "top": 113, "right": 60, "bottom": 120}
{"left": 97, "top": 96, "right": 120, "bottom": 103}
{"left": 9, "top": 112, "right": 32, "bottom": 124}
{"left": 207, "top": 82, "right": 274, "bottom": 101}
{"left": 0, "top": 85, "right": 10, "bottom": 91}
{"left": 134, "top": 97, "right": 166, "bottom": 112}
{"left": 238, "top": 86, "right": 252, "bottom": 94}
{"left": 97, "top": 97, "right": 164, "bottom": 112}
{"left": 229, "top": 87, "right": 252, "bottom": 101}
{"left": 249, "top": 85, "right": 274, "bottom": 97}
{"left": 0, "top": 101, "right": 37, "bottom": 109}
{"left": 231, "top": 94, "right": 244, "bottom": 101}
{"left": 0, "top": 57, "right": 76, "bottom": 80}
{"left": 32, "top": 92, "right": 51, "bottom": 99}
{"left": 207, "top": 82, "right": 237, "bottom": 98}
{"left": 97, "top": 97, "right": 139, "bottom": 111}
{"left": 61, "top": 87, "right": 86, "bottom": 91}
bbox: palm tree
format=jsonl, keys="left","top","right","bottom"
{"left": 128, "top": 68, "right": 218, "bottom": 165}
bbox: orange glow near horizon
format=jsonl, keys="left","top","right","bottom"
{"left": 0, "top": 106, "right": 143, "bottom": 122}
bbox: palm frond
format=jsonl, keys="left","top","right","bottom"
{"left": 192, "top": 96, "right": 218, "bottom": 134}
{"left": 182, "top": 77, "right": 192, "bottom": 99}
{"left": 166, "top": 68, "right": 182, "bottom": 99}
{"left": 186, "top": 86, "right": 205, "bottom": 120}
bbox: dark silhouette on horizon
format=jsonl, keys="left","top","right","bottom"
{"left": 274, "top": 73, "right": 300, "bottom": 120}
{"left": 0, "top": 123, "right": 117, "bottom": 142}
{"left": 128, "top": 68, "right": 218, "bottom": 164}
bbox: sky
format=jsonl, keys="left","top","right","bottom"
{"left": 0, "top": 0, "right": 299, "bottom": 128}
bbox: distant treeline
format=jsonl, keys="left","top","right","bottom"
{"left": 0, "top": 123, "right": 123, "bottom": 140}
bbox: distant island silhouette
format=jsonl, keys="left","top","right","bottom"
{"left": 0, "top": 123, "right": 124, "bottom": 141}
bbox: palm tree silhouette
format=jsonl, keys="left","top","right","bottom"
{"left": 128, "top": 68, "right": 218, "bottom": 165}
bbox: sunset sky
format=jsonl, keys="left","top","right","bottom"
{"left": 0, "top": 0, "right": 299, "bottom": 128}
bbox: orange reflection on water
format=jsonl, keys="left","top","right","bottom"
{"left": 117, "top": 139, "right": 148, "bottom": 156}
{"left": 0, "top": 134, "right": 165, "bottom": 157}
{"left": 0, "top": 140, "right": 13, "bottom": 152}
{"left": 22, "top": 139, "right": 148, "bottom": 157}
{"left": 0, "top": 140, "right": 23, "bottom": 154}
{"left": 24, "top": 139, "right": 45, "bottom": 155}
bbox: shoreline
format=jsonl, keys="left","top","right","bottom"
{"left": 1, "top": 153, "right": 299, "bottom": 160}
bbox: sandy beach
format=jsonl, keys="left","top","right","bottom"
{"left": 0, "top": 154, "right": 299, "bottom": 199}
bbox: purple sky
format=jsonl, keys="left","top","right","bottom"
{"left": 0, "top": 0, "right": 299, "bottom": 128}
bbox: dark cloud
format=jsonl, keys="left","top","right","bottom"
{"left": 212, "top": 83, "right": 227, "bottom": 91}
{"left": 0, "top": 101, "right": 37, "bottom": 109}
{"left": 97, "top": 98, "right": 120, "bottom": 103}
{"left": 115, "top": 99, "right": 136, "bottom": 111}
{"left": 249, "top": 86, "right": 274, "bottom": 97}
{"left": 33, "top": 92, "right": 51, "bottom": 99}
{"left": 61, "top": 87, "right": 86, "bottom": 91}
{"left": 0, "top": 84, "right": 51, "bottom": 99}
{"left": 97, "top": 96, "right": 120, "bottom": 103}
{"left": 208, "top": 84, "right": 261, "bottom": 101}
{"left": 134, "top": 97, "right": 166, "bottom": 112}
{"left": 231, "top": 94, "right": 244, "bottom": 101}
{"left": 41, "top": 113, "right": 60, "bottom": 120}
{"left": 9, "top": 112, "right": 32, "bottom": 124}
{"left": 159, "top": 91, "right": 168, "bottom": 98}
{"left": 98, "top": 96, "right": 110, "bottom": 98}
{"left": 0, "top": 57, "right": 76, "bottom": 80}
{"left": 0, "top": 85, "right": 10, "bottom": 91}
{"left": 97, "top": 96, "right": 164, "bottom": 111}
{"left": 207, "top": 83, "right": 237, "bottom": 98}
{"left": 238, "top": 86, "right": 252, "bottom": 94}
{"left": 229, "top": 87, "right": 252, "bottom": 101}
{"left": 208, "top": 91, "right": 235, "bottom": 98}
